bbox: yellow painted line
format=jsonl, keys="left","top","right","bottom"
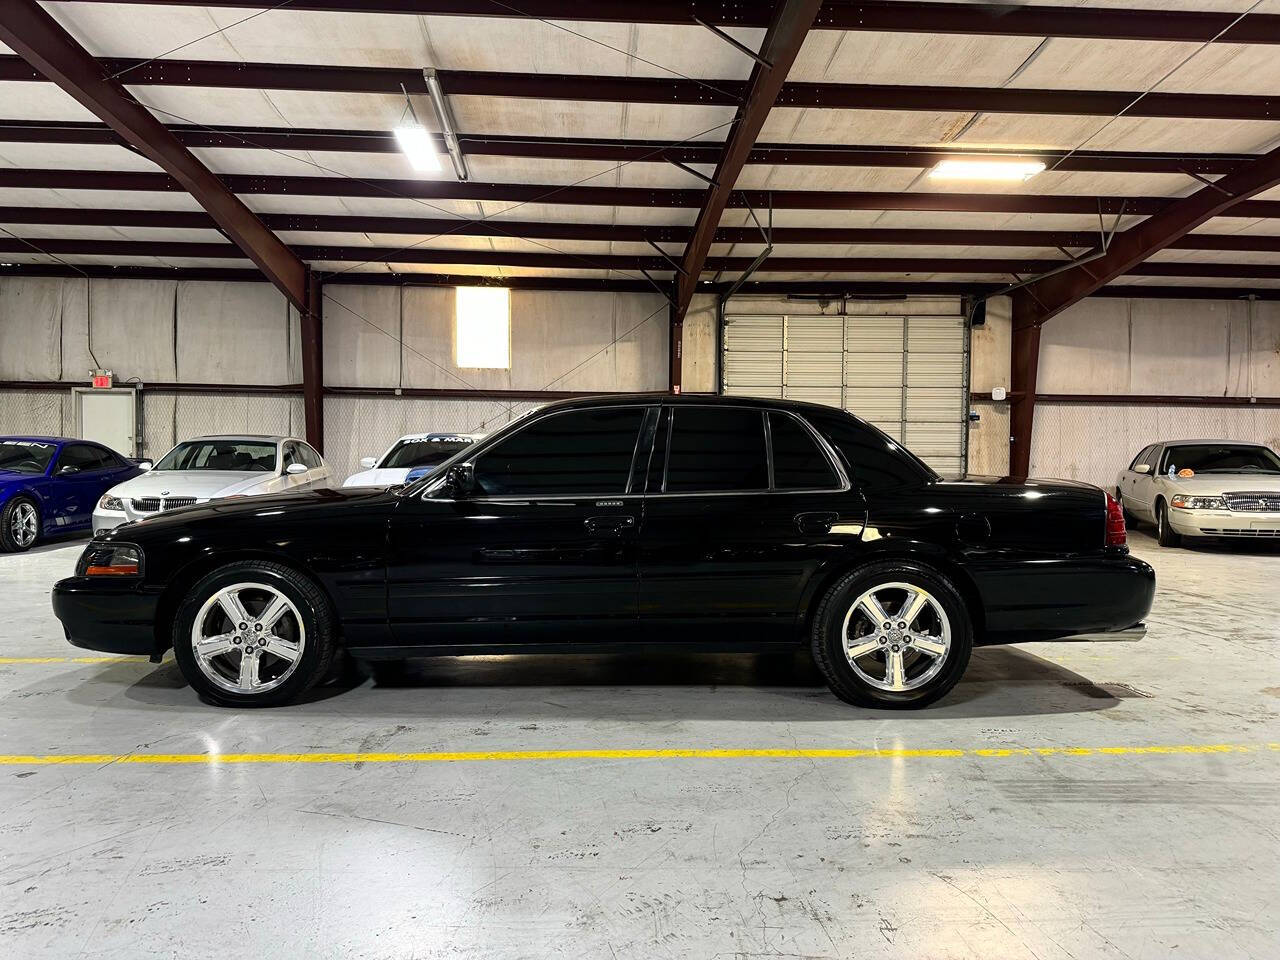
{"left": 0, "top": 656, "right": 155, "bottom": 664}
{"left": 0, "top": 743, "right": 1276, "bottom": 767}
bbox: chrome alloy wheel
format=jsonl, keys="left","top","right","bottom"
{"left": 841, "top": 581, "right": 952, "bottom": 692}
{"left": 190, "top": 582, "right": 306, "bottom": 695}
{"left": 11, "top": 502, "right": 37, "bottom": 548}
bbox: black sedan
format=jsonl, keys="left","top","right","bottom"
{"left": 52, "top": 395, "right": 1154, "bottom": 709}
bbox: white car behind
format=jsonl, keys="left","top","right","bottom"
{"left": 343, "top": 433, "right": 477, "bottom": 488}
{"left": 94, "top": 435, "right": 331, "bottom": 534}
{"left": 1115, "top": 439, "right": 1280, "bottom": 546}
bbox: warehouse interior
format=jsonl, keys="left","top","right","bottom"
{"left": 1, "top": 1, "right": 1279, "bottom": 957}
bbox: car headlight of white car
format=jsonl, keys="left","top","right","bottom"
{"left": 1170, "top": 495, "right": 1225, "bottom": 510}
{"left": 98, "top": 494, "right": 126, "bottom": 511}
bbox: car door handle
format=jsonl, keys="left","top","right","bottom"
{"left": 794, "top": 511, "right": 838, "bottom": 534}
{"left": 584, "top": 515, "right": 636, "bottom": 536}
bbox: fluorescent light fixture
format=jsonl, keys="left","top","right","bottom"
{"left": 456, "top": 287, "right": 511, "bottom": 369}
{"left": 929, "top": 158, "right": 1045, "bottom": 182}
{"left": 393, "top": 123, "right": 442, "bottom": 172}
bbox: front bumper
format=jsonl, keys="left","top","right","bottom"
{"left": 51, "top": 576, "right": 164, "bottom": 656}
{"left": 92, "top": 508, "right": 128, "bottom": 535}
{"left": 1168, "top": 508, "right": 1280, "bottom": 538}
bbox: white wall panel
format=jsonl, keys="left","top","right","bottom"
{"left": 0, "top": 389, "right": 70, "bottom": 435}
{"left": 176, "top": 282, "right": 293, "bottom": 385}
{"left": 85, "top": 279, "right": 178, "bottom": 382}
{"left": 0, "top": 279, "right": 64, "bottom": 380}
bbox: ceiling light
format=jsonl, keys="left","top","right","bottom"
{"left": 393, "top": 123, "right": 442, "bottom": 172}
{"left": 929, "top": 158, "right": 1045, "bottom": 182}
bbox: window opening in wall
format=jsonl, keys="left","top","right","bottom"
{"left": 456, "top": 287, "right": 511, "bottom": 369}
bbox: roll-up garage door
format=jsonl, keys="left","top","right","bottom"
{"left": 722, "top": 313, "right": 968, "bottom": 477}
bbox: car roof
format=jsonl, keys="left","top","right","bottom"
{"left": 1155, "top": 439, "right": 1270, "bottom": 447}
{"left": 188, "top": 435, "right": 288, "bottom": 444}
{"left": 527, "top": 393, "right": 856, "bottom": 418}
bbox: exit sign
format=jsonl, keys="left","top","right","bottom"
{"left": 91, "top": 371, "right": 113, "bottom": 389}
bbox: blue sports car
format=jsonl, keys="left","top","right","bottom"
{"left": 0, "top": 437, "right": 143, "bottom": 553}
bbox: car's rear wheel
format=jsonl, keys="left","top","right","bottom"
{"left": 811, "top": 561, "right": 972, "bottom": 709}
{"left": 172, "top": 560, "right": 337, "bottom": 707}
{"left": 1156, "top": 500, "right": 1182, "bottom": 548}
{"left": 0, "top": 497, "right": 40, "bottom": 553}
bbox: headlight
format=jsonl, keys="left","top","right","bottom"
{"left": 98, "top": 494, "right": 125, "bottom": 511}
{"left": 1171, "top": 495, "right": 1225, "bottom": 510}
{"left": 77, "top": 542, "right": 142, "bottom": 576}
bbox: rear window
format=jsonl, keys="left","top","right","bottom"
{"left": 806, "top": 409, "right": 935, "bottom": 492}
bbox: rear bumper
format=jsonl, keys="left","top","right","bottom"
{"left": 1169, "top": 508, "right": 1280, "bottom": 538}
{"left": 973, "top": 551, "right": 1155, "bottom": 645}
{"left": 51, "top": 576, "right": 163, "bottom": 655}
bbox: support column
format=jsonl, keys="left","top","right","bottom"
{"left": 669, "top": 297, "right": 683, "bottom": 394}
{"left": 301, "top": 268, "right": 324, "bottom": 452}
{"left": 1009, "top": 293, "right": 1041, "bottom": 478}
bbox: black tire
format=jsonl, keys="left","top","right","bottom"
{"left": 1155, "top": 500, "right": 1181, "bottom": 548}
{"left": 810, "top": 560, "right": 972, "bottom": 710}
{"left": 172, "top": 560, "right": 338, "bottom": 707}
{"left": 0, "top": 496, "right": 40, "bottom": 553}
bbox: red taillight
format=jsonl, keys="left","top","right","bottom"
{"left": 1105, "top": 492, "right": 1126, "bottom": 547}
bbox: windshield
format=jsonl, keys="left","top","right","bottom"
{"left": 381, "top": 436, "right": 474, "bottom": 469}
{"left": 1162, "top": 444, "right": 1280, "bottom": 475}
{"left": 154, "top": 440, "right": 278, "bottom": 472}
{"left": 0, "top": 439, "right": 57, "bottom": 475}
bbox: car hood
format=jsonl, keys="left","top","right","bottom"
{"left": 95, "top": 486, "right": 396, "bottom": 541}
{"left": 0, "top": 470, "right": 41, "bottom": 495}
{"left": 106, "top": 470, "right": 274, "bottom": 500}
{"left": 1157, "top": 473, "right": 1280, "bottom": 495}
{"left": 343, "top": 467, "right": 412, "bottom": 487}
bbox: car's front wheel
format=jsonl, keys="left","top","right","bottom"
{"left": 1156, "top": 500, "right": 1182, "bottom": 548}
{"left": 172, "top": 560, "right": 337, "bottom": 707}
{"left": 810, "top": 561, "right": 972, "bottom": 709}
{"left": 0, "top": 497, "right": 40, "bottom": 553}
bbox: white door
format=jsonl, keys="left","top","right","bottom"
{"left": 73, "top": 388, "right": 136, "bottom": 457}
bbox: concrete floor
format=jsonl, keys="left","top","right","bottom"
{"left": 1, "top": 531, "right": 1277, "bottom": 959}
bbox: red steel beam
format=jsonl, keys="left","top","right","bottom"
{"left": 0, "top": 120, "right": 1256, "bottom": 176}
{"left": 47, "top": 2, "right": 1280, "bottom": 44}
{"left": 7, "top": 236, "right": 1280, "bottom": 280}
{"left": 0, "top": 5, "right": 306, "bottom": 309}
{"left": 5, "top": 55, "right": 1279, "bottom": 121}
{"left": 8, "top": 204, "right": 1280, "bottom": 252}
{"left": 24, "top": 167, "right": 1277, "bottom": 217}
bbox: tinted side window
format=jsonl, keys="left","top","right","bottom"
{"left": 299, "top": 443, "right": 323, "bottom": 469}
{"left": 474, "top": 407, "right": 645, "bottom": 496}
{"left": 770, "top": 413, "right": 837, "bottom": 490}
{"left": 806, "top": 409, "right": 933, "bottom": 493}
{"left": 59, "top": 444, "right": 107, "bottom": 472}
{"left": 665, "top": 407, "right": 768, "bottom": 493}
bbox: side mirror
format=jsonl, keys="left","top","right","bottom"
{"left": 1134, "top": 464, "right": 1151, "bottom": 474}
{"left": 138, "top": 461, "right": 153, "bottom": 472}
{"left": 443, "top": 462, "right": 475, "bottom": 497}
{"left": 286, "top": 462, "right": 308, "bottom": 475}
{"left": 59, "top": 464, "right": 79, "bottom": 475}
{"left": 359, "top": 456, "right": 378, "bottom": 469}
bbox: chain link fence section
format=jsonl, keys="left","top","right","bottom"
{"left": 0, "top": 389, "right": 73, "bottom": 436}
{"left": 1031, "top": 402, "right": 1280, "bottom": 489}
{"left": 323, "top": 395, "right": 542, "bottom": 482}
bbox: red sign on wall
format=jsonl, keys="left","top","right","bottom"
{"left": 91, "top": 373, "right": 113, "bottom": 389}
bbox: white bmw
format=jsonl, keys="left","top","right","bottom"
{"left": 93, "top": 435, "right": 331, "bottom": 534}
{"left": 343, "top": 432, "right": 478, "bottom": 488}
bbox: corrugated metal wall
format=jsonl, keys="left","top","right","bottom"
{"left": 721, "top": 296, "right": 969, "bottom": 477}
